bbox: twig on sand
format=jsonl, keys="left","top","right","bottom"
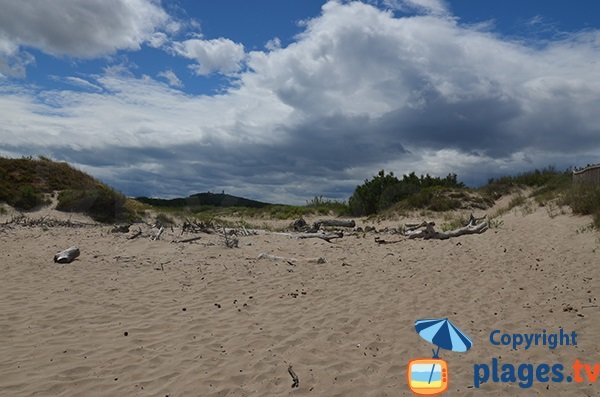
{"left": 374, "top": 236, "right": 403, "bottom": 245}
{"left": 128, "top": 228, "right": 142, "bottom": 240}
{"left": 288, "top": 365, "right": 299, "bottom": 388}
{"left": 174, "top": 235, "right": 203, "bottom": 243}
{"left": 296, "top": 232, "right": 343, "bottom": 243}
{"left": 152, "top": 226, "right": 164, "bottom": 241}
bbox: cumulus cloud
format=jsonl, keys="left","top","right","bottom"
{"left": 265, "top": 37, "right": 282, "bottom": 51}
{"left": 0, "top": 0, "right": 171, "bottom": 58}
{"left": 157, "top": 69, "right": 183, "bottom": 88}
{"left": 383, "top": 0, "right": 449, "bottom": 15}
{"left": 171, "top": 38, "right": 246, "bottom": 76}
{"left": 0, "top": 0, "right": 173, "bottom": 77}
{"left": 1, "top": 1, "right": 600, "bottom": 202}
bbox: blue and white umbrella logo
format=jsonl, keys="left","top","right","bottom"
{"left": 414, "top": 318, "right": 472, "bottom": 385}
{"left": 415, "top": 318, "right": 472, "bottom": 356}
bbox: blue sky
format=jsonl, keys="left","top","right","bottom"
{"left": 1, "top": 0, "right": 600, "bottom": 203}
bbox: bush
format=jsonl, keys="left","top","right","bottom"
{"left": 562, "top": 184, "right": 600, "bottom": 216}
{"left": 57, "top": 186, "right": 131, "bottom": 223}
{"left": 156, "top": 213, "right": 175, "bottom": 226}
{"left": 305, "top": 196, "right": 350, "bottom": 216}
{"left": 13, "top": 185, "right": 46, "bottom": 210}
{"left": 482, "top": 167, "right": 569, "bottom": 199}
{"left": 349, "top": 170, "right": 465, "bottom": 216}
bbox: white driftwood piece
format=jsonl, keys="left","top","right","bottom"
{"left": 54, "top": 246, "right": 80, "bottom": 263}
{"left": 152, "top": 226, "right": 164, "bottom": 241}
{"left": 296, "top": 232, "right": 343, "bottom": 242}
{"left": 406, "top": 218, "right": 488, "bottom": 240}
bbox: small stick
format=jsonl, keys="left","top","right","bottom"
{"left": 128, "top": 228, "right": 142, "bottom": 240}
{"left": 175, "top": 236, "right": 203, "bottom": 243}
{"left": 152, "top": 226, "right": 164, "bottom": 241}
{"left": 288, "top": 365, "right": 299, "bottom": 388}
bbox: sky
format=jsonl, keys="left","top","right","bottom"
{"left": 1, "top": 0, "right": 600, "bottom": 204}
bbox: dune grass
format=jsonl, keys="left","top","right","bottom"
{"left": 0, "top": 156, "right": 138, "bottom": 222}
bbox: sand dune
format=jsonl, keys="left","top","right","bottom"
{"left": 1, "top": 204, "right": 599, "bottom": 396}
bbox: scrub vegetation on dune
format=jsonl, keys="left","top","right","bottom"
{"left": 1, "top": 157, "right": 600, "bottom": 228}
{"left": 0, "top": 156, "right": 138, "bottom": 223}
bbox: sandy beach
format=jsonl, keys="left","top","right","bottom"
{"left": 1, "top": 201, "right": 599, "bottom": 397}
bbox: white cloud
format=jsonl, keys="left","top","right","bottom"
{"left": 0, "top": 0, "right": 171, "bottom": 58}
{"left": 62, "top": 76, "right": 103, "bottom": 91}
{"left": 157, "top": 69, "right": 183, "bottom": 88}
{"left": 1, "top": 1, "right": 600, "bottom": 201}
{"left": 265, "top": 37, "right": 282, "bottom": 51}
{"left": 0, "top": 0, "right": 173, "bottom": 77}
{"left": 383, "top": 0, "right": 449, "bottom": 15}
{"left": 172, "top": 38, "right": 246, "bottom": 76}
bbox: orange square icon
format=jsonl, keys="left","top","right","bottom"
{"left": 407, "top": 358, "right": 449, "bottom": 396}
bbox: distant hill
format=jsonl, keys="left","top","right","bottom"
{"left": 0, "top": 156, "right": 136, "bottom": 223}
{"left": 136, "top": 192, "right": 271, "bottom": 209}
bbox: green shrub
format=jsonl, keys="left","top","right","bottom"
{"left": 482, "top": 167, "right": 569, "bottom": 199}
{"left": 348, "top": 170, "right": 464, "bottom": 216}
{"left": 562, "top": 184, "right": 600, "bottom": 216}
{"left": 156, "top": 213, "right": 175, "bottom": 226}
{"left": 305, "top": 196, "right": 350, "bottom": 216}
{"left": 13, "top": 185, "right": 46, "bottom": 210}
{"left": 57, "top": 186, "right": 132, "bottom": 223}
{"left": 405, "top": 187, "right": 462, "bottom": 212}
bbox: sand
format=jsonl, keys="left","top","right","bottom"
{"left": 1, "top": 202, "right": 599, "bottom": 396}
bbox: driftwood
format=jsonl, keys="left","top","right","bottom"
{"left": 152, "top": 226, "right": 164, "bottom": 241}
{"left": 288, "top": 365, "right": 299, "bottom": 388}
{"left": 174, "top": 235, "right": 203, "bottom": 243}
{"left": 111, "top": 224, "right": 130, "bottom": 233}
{"left": 374, "top": 236, "right": 403, "bottom": 245}
{"left": 54, "top": 246, "right": 80, "bottom": 264}
{"left": 405, "top": 214, "right": 488, "bottom": 240}
{"left": 404, "top": 221, "right": 429, "bottom": 232}
{"left": 128, "top": 228, "right": 142, "bottom": 240}
{"left": 182, "top": 219, "right": 214, "bottom": 234}
{"left": 4, "top": 215, "right": 95, "bottom": 228}
{"left": 292, "top": 218, "right": 355, "bottom": 233}
{"left": 296, "top": 231, "right": 343, "bottom": 243}
{"left": 222, "top": 226, "right": 239, "bottom": 248}
{"left": 314, "top": 219, "right": 355, "bottom": 228}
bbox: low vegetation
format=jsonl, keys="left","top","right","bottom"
{"left": 348, "top": 170, "right": 478, "bottom": 216}
{"left": 3, "top": 156, "right": 600, "bottom": 229}
{"left": 482, "top": 167, "right": 600, "bottom": 229}
{"left": 561, "top": 183, "right": 600, "bottom": 228}
{"left": 0, "top": 156, "right": 138, "bottom": 222}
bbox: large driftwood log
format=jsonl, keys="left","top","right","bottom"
{"left": 296, "top": 231, "right": 343, "bottom": 243}
{"left": 54, "top": 246, "right": 80, "bottom": 263}
{"left": 405, "top": 214, "right": 488, "bottom": 240}
{"left": 292, "top": 218, "right": 355, "bottom": 233}
{"left": 315, "top": 219, "right": 356, "bottom": 228}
